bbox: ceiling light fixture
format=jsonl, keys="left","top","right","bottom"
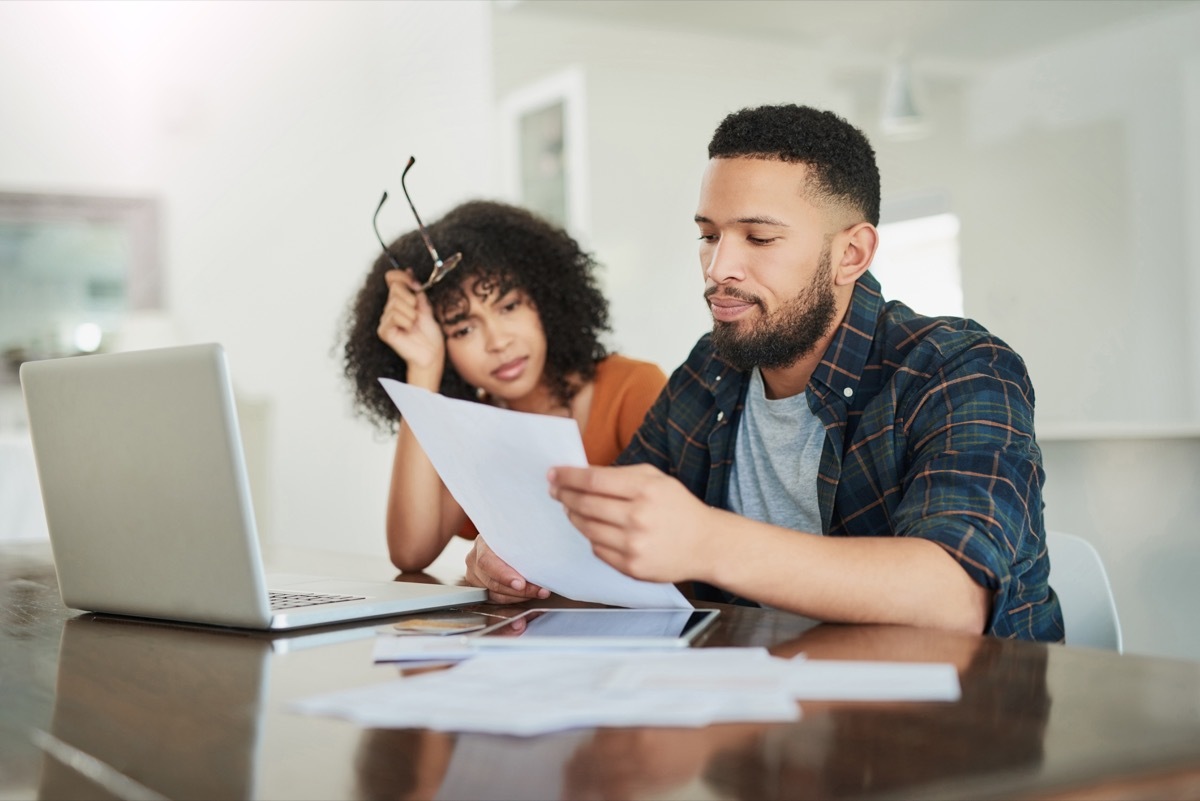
{"left": 881, "top": 58, "right": 930, "bottom": 140}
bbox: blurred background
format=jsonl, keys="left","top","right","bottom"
{"left": 0, "top": 0, "right": 1197, "bottom": 660}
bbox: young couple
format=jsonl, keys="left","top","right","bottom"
{"left": 343, "top": 104, "right": 1063, "bottom": 642}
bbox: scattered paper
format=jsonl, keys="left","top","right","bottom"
{"left": 781, "top": 659, "right": 962, "bottom": 701}
{"left": 292, "top": 651, "right": 960, "bottom": 736}
{"left": 379, "top": 379, "right": 689, "bottom": 609}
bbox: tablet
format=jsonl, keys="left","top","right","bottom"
{"left": 468, "top": 608, "right": 720, "bottom": 649}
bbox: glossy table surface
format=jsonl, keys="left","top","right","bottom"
{"left": 2, "top": 540, "right": 1199, "bottom": 801}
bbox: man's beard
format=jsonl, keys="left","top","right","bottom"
{"left": 708, "top": 247, "right": 839, "bottom": 372}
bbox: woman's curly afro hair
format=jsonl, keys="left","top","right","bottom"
{"left": 341, "top": 200, "right": 611, "bottom": 432}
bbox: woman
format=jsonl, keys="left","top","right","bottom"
{"left": 343, "top": 200, "right": 667, "bottom": 572}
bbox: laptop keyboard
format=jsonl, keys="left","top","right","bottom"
{"left": 268, "top": 590, "right": 366, "bottom": 610}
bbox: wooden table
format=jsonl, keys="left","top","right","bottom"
{"left": 2, "top": 541, "right": 1198, "bottom": 800}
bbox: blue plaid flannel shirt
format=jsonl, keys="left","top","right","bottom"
{"left": 619, "top": 272, "right": 1063, "bottom": 642}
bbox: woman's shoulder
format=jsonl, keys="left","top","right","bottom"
{"left": 585, "top": 355, "right": 669, "bottom": 462}
{"left": 594, "top": 353, "right": 668, "bottom": 385}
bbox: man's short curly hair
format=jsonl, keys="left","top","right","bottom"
{"left": 341, "top": 200, "right": 611, "bottom": 432}
{"left": 708, "top": 104, "right": 880, "bottom": 226}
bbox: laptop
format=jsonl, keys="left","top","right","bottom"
{"left": 19, "top": 343, "right": 486, "bottom": 630}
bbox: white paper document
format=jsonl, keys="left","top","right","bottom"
{"left": 293, "top": 649, "right": 801, "bottom": 736}
{"left": 292, "top": 651, "right": 961, "bottom": 736}
{"left": 781, "top": 659, "right": 962, "bottom": 701}
{"left": 379, "top": 379, "right": 689, "bottom": 609}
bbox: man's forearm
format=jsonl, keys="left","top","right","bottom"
{"left": 695, "top": 511, "right": 990, "bottom": 634}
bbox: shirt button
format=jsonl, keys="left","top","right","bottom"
{"left": 843, "top": 387, "right": 854, "bottom": 398}
{"left": 715, "top": 375, "right": 722, "bottom": 381}
{"left": 716, "top": 411, "right": 725, "bottom": 422}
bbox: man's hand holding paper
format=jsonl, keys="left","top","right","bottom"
{"left": 547, "top": 464, "right": 720, "bottom": 584}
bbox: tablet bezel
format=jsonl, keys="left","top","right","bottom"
{"left": 467, "top": 607, "right": 720, "bottom": 649}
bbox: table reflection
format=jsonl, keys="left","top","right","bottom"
{"left": 354, "top": 622, "right": 1050, "bottom": 801}
{"left": 356, "top": 729, "right": 595, "bottom": 801}
{"left": 356, "top": 729, "right": 453, "bottom": 801}
{"left": 704, "top": 625, "right": 1050, "bottom": 799}
{"left": 38, "top": 616, "right": 269, "bottom": 801}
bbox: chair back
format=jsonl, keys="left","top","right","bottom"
{"left": 1046, "top": 530, "right": 1123, "bottom": 652}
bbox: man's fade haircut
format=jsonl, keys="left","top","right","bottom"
{"left": 341, "top": 200, "right": 611, "bottom": 432}
{"left": 707, "top": 104, "right": 880, "bottom": 226}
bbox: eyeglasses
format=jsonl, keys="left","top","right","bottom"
{"left": 372, "top": 156, "right": 463, "bottom": 291}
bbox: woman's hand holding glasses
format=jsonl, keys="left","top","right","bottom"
{"left": 373, "top": 155, "right": 464, "bottom": 389}
{"left": 376, "top": 269, "right": 446, "bottom": 391}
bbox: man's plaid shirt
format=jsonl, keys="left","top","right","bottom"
{"left": 619, "top": 272, "right": 1063, "bottom": 642}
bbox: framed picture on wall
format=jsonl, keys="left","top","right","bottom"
{"left": 498, "top": 67, "right": 589, "bottom": 239}
{"left": 0, "top": 191, "right": 160, "bottom": 366}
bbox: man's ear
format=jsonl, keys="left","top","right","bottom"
{"left": 833, "top": 222, "right": 878, "bottom": 287}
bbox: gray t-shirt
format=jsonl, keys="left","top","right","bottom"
{"left": 727, "top": 368, "right": 825, "bottom": 534}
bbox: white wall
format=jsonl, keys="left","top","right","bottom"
{"left": 1041, "top": 435, "right": 1200, "bottom": 662}
{"left": 493, "top": 14, "right": 853, "bottom": 374}
{"left": 964, "top": 9, "right": 1200, "bottom": 426}
{"left": 0, "top": 0, "right": 497, "bottom": 557}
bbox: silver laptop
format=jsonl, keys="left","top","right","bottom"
{"left": 19, "top": 343, "right": 486, "bottom": 630}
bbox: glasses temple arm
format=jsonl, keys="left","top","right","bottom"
{"left": 372, "top": 192, "right": 403, "bottom": 271}
{"left": 401, "top": 156, "right": 446, "bottom": 266}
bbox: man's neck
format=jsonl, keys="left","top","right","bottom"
{"left": 758, "top": 348, "right": 826, "bottom": 400}
{"left": 758, "top": 299, "right": 852, "bottom": 400}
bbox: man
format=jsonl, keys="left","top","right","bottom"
{"left": 466, "top": 104, "right": 1063, "bottom": 641}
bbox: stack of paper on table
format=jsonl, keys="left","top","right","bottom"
{"left": 292, "top": 649, "right": 961, "bottom": 736}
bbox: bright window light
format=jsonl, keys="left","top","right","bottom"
{"left": 72, "top": 322, "right": 104, "bottom": 353}
{"left": 871, "top": 213, "right": 963, "bottom": 318}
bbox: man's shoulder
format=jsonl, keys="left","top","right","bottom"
{"left": 683, "top": 332, "right": 716, "bottom": 360}
{"left": 877, "top": 301, "right": 1027, "bottom": 376}
{"left": 668, "top": 333, "right": 722, "bottom": 384}
{"left": 655, "top": 333, "right": 739, "bottom": 403}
